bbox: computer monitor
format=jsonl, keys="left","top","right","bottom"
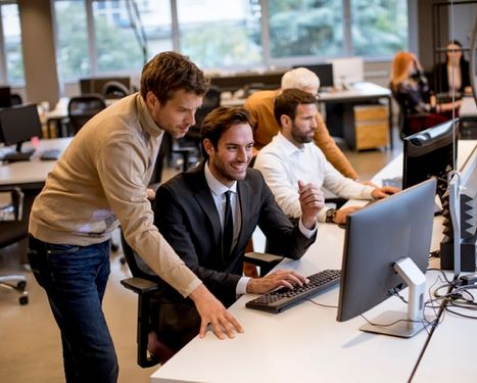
{"left": 440, "top": 144, "right": 477, "bottom": 273}
{"left": 0, "top": 104, "right": 42, "bottom": 161}
{"left": 337, "top": 179, "right": 437, "bottom": 338}
{"left": 0, "top": 86, "right": 12, "bottom": 108}
{"left": 292, "top": 63, "right": 334, "bottom": 88}
{"left": 327, "top": 57, "right": 364, "bottom": 89}
{"left": 403, "top": 119, "right": 458, "bottom": 199}
{"left": 79, "top": 76, "right": 131, "bottom": 97}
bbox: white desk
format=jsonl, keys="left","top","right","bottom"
{"left": 151, "top": 222, "right": 444, "bottom": 383}
{"left": 151, "top": 139, "right": 477, "bottom": 383}
{"left": 412, "top": 304, "right": 477, "bottom": 381}
{"left": 0, "top": 138, "right": 72, "bottom": 186}
{"left": 222, "top": 82, "right": 394, "bottom": 150}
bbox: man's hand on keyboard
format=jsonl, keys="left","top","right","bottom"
{"left": 246, "top": 270, "right": 309, "bottom": 294}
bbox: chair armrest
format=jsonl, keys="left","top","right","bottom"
{"left": 244, "top": 252, "right": 284, "bottom": 273}
{"left": 120, "top": 277, "right": 162, "bottom": 295}
{"left": 0, "top": 186, "right": 24, "bottom": 221}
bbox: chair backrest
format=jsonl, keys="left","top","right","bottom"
{"left": 0, "top": 187, "right": 35, "bottom": 249}
{"left": 10, "top": 93, "right": 23, "bottom": 106}
{"left": 120, "top": 230, "right": 160, "bottom": 282}
{"left": 67, "top": 94, "right": 107, "bottom": 135}
{"left": 102, "top": 81, "right": 131, "bottom": 99}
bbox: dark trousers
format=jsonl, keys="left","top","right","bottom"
{"left": 28, "top": 235, "right": 118, "bottom": 383}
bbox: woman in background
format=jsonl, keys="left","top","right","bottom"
{"left": 432, "top": 40, "right": 471, "bottom": 96}
{"left": 390, "top": 51, "right": 460, "bottom": 136}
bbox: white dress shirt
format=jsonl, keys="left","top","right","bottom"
{"left": 254, "top": 132, "right": 375, "bottom": 223}
{"left": 204, "top": 162, "right": 249, "bottom": 295}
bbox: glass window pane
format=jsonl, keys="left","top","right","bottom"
{"left": 351, "top": 0, "right": 408, "bottom": 57}
{"left": 268, "top": 0, "right": 344, "bottom": 59}
{"left": 54, "top": 0, "right": 90, "bottom": 80}
{"left": 2, "top": 3, "right": 24, "bottom": 84}
{"left": 177, "top": 0, "right": 262, "bottom": 69}
{"left": 93, "top": 0, "right": 173, "bottom": 74}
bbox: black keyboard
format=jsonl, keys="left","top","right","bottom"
{"left": 245, "top": 269, "right": 341, "bottom": 313}
{"left": 40, "top": 149, "right": 60, "bottom": 161}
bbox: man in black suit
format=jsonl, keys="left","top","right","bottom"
{"left": 151, "top": 106, "right": 324, "bottom": 360}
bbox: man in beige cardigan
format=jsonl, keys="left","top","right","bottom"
{"left": 28, "top": 52, "right": 242, "bottom": 382}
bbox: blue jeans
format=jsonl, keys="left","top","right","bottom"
{"left": 28, "top": 235, "right": 118, "bottom": 383}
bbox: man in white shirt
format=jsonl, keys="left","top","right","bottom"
{"left": 254, "top": 88, "right": 398, "bottom": 225}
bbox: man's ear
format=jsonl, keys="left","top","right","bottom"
{"left": 280, "top": 114, "right": 291, "bottom": 130}
{"left": 203, "top": 139, "right": 214, "bottom": 157}
{"left": 145, "top": 91, "right": 158, "bottom": 109}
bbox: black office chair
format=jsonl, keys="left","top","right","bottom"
{"left": 10, "top": 93, "right": 23, "bottom": 106}
{"left": 120, "top": 232, "right": 162, "bottom": 368}
{"left": 391, "top": 87, "right": 430, "bottom": 139}
{"left": 0, "top": 186, "right": 30, "bottom": 305}
{"left": 101, "top": 81, "right": 131, "bottom": 99}
{"left": 67, "top": 94, "right": 107, "bottom": 135}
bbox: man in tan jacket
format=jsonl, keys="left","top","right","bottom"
{"left": 27, "top": 52, "right": 242, "bottom": 382}
{"left": 244, "top": 67, "right": 359, "bottom": 180}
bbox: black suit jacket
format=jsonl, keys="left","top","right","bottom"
{"left": 153, "top": 162, "right": 316, "bottom": 307}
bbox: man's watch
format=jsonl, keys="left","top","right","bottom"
{"left": 325, "top": 208, "right": 337, "bottom": 224}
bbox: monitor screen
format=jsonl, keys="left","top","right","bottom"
{"left": 292, "top": 63, "right": 334, "bottom": 88}
{"left": 79, "top": 77, "right": 131, "bottom": 97}
{"left": 327, "top": 57, "right": 364, "bottom": 88}
{"left": 337, "top": 179, "right": 437, "bottom": 338}
{"left": 0, "top": 86, "right": 12, "bottom": 108}
{"left": 403, "top": 119, "right": 458, "bottom": 199}
{"left": 0, "top": 104, "right": 42, "bottom": 151}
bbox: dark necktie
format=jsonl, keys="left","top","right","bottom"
{"left": 223, "top": 190, "right": 234, "bottom": 256}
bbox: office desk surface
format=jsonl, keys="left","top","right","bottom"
{"left": 151, "top": 139, "right": 477, "bottom": 383}
{"left": 317, "top": 81, "right": 391, "bottom": 102}
{"left": 413, "top": 304, "right": 477, "bottom": 381}
{"left": 0, "top": 138, "right": 72, "bottom": 186}
{"left": 220, "top": 82, "right": 391, "bottom": 107}
{"left": 151, "top": 221, "right": 444, "bottom": 383}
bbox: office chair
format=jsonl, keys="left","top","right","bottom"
{"left": 120, "top": 232, "right": 162, "bottom": 368}
{"left": 10, "top": 93, "right": 23, "bottom": 106}
{"left": 67, "top": 94, "right": 107, "bottom": 135}
{"left": 102, "top": 81, "right": 131, "bottom": 99}
{"left": 0, "top": 186, "right": 30, "bottom": 305}
{"left": 391, "top": 88, "right": 430, "bottom": 139}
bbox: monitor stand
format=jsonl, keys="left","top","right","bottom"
{"left": 3, "top": 148, "right": 35, "bottom": 163}
{"left": 360, "top": 257, "right": 432, "bottom": 338}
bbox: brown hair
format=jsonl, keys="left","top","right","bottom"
{"left": 200, "top": 106, "right": 252, "bottom": 159}
{"left": 274, "top": 88, "right": 317, "bottom": 126}
{"left": 140, "top": 51, "right": 209, "bottom": 103}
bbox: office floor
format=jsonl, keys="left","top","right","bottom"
{"left": 0, "top": 132, "right": 402, "bottom": 383}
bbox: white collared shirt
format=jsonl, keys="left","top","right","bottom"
{"left": 204, "top": 162, "right": 249, "bottom": 295}
{"left": 254, "top": 132, "right": 375, "bottom": 223}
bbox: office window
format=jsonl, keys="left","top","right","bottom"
{"left": 92, "top": 0, "right": 172, "bottom": 73}
{"left": 268, "top": 0, "right": 344, "bottom": 59}
{"left": 1, "top": 3, "right": 24, "bottom": 84}
{"left": 176, "top": 0, "right": 262, "bottom": 68}
{"left": 55, "top": 0, "right": 90, "bottom": 80}
{"left": 351, "top": 0, "right": 408, "bottom": 57}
